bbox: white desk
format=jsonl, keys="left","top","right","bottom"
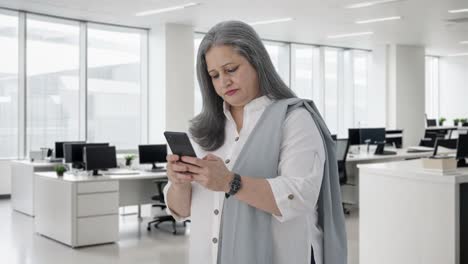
{"left": 358, "top": 159, "right": 468, "bottom": 264}
{"left": 342, "top": 147, "right": 441, "bottom": 205}
{"left": 34, "top": 171, "right": 167, "bottom": 247}
{"left": 11, "top": 160, "right": 57, "bottom": 216}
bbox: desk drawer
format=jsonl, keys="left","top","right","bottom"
{"left": 77, "top": 192, "right": 118, "bottom": 217}
{"left": 76, "top": 215, "right": 118, "bottom": 246}
{"left": 77, "top": 181, "right": 118, "bottom": 194}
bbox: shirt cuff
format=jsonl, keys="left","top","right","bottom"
{"left": 267, "top": 176, "right": 308, "bottom": 223}
{"left": 163, "top": 181, "right": 191, "bottom": 222}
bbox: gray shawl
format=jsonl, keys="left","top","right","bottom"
{"left": 217, "top": 98, "right": 347, "bottom": 264}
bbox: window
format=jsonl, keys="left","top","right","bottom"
{"left": 425, "top": 56, "right": 439, "bottom": 119}
{"left": 26, "top": 15, "right": 80, "bottom": 152}
{"left": 291, "top": 44, "right": 316, "bottom": 100}
{"left": 0, "top": 12, "right": 18, "bottom": 158}
{"left": 194, "top": 34, "right": 203, "bottom": 114}
{"left": 324, "top": 48, "right": 339, "bottom": 134}
{"left": 353, "top": 50, "right": 370, "bottom": 128}
{"left": 263, "top": 41, "right": 290, "bottom": 86}
{"left": 87, "top": 24, "right": 146, "bottom": 149}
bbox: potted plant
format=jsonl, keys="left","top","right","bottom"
{"left": 454, "top": 118, "right": 460, "bottom": 126}
{"left": 438, "top": 117, "right": 446, "bottom": 126}
{"left": 461, "top": 118, "right": 468, "bottom": 126}
{"left": 55, "top": 165, "right": 66, "bottom": 177}
{"left": 124, "top": 154, "right": 136, "bottom": 167}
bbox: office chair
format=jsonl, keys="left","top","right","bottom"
{"left": 433, "top": 138, "right": 458, "bottom": 156}
{"left": 463, "top": 123, "right": 468, "bottom": 127}
{"left": 335, "top": 138, "right": 350, "bottom": 214}
{"left": 419, "top": 131, "right": 445, "bottom": 147}
{"left": 147, "top": 178, "right": 179, "bottom": 235}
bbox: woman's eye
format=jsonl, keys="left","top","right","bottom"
{"left": 227, "top": 67, "right": 238, "bottom": 73}
{"left": 210, "top": 74, "right": 219, "bottom": 79}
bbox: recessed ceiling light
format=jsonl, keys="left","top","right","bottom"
{"left": 345, "top": 0, "right": 403, "bottom": 9}
{"left": 448, "top": 8, "right": 468, "bottom": 14}
{"left": 248, "top": 17, "right": 294, "bottom": 26}
{"left": 447, "top": 52, "right": 468, "bottom": 57}
{"left": 460, "top": 41, "right": 468, "bottom": 44}
{"left": 135, "top": 2, "right": 199, "bottom": 16}
{"left": 355, "top": 16, "right": 402, "bottom": 24}
{"left": 327, "top": 31, "right": 374, "bottom": 39}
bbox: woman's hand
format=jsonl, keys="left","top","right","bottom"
{"left": 166, "top": 154, "right": 193, "bottom": 189}
{"left": 181, "top": 154, "right": 234, "bottom": 192}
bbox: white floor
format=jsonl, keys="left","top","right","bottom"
{"left": 0, "top": 199, "right": 359, "bottom": 264}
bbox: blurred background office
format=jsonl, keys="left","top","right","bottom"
{"left": 1, "top": 0, "right": 468, "bottom": 264}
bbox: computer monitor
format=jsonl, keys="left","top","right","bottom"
{"left": 55, "top": 141, "right": 85, "bottom": 158}
{"left": 427, "top": 119, "right": 437, "bottom": 127}
{"left": 348, "top": 128, "right": 386, "bottom": 145}
{"left": 348, "top": 129, "right": 361, "bottom": 145}
{"left": 360, "top": 128, "right": 386, "bottom": 144}
{"left": 138, "top": 144, "right": 167, "bottom": 171}
{"left": 433, "top": 138, "right": 458, "bottom": 156}
{"left": 84, "top": 146, "right": 117, "bottom": 176}
{"left": 64, "top": 143, "right": 109, "bottom": 168}
{"left": 457, "top": 134, "right": 468, "bottom": 167}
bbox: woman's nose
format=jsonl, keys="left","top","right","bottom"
{"left": 221, "top": 75, "right": 232, "bottom": 88}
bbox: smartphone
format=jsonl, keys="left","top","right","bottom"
{"left": 164, "top": 131, "right": 197, "bottom": 157}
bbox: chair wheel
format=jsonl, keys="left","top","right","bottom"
{"left": 173, "top": 230, "right": 177, "bottom": 235}
{"left": 147, "top": 226, "right": 151, "bottom": 231}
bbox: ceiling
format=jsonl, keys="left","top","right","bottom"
{"left": 1, "top": 0, "right": 468, "bottom": 56}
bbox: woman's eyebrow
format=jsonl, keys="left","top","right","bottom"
{"left": 208, "top": 62, "right": 235, "bottom": 73}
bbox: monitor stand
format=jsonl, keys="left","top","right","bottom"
{"left": 92, "top": 169, "right": 101, "bottom": 176}
{"left": 148, "top": 163, "right": 165, "bottom": 172}
{"left": 458, "top": 159, "right": 468, "bottom": 168}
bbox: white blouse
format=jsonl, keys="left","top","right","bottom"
{"left": 164, "top": 96, "right": 325, "bottom": 264}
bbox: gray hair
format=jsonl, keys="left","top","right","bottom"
{"left": 190, "top": 20, "right": 296, "bottom": 151}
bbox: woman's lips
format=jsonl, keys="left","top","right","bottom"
{"left": 225, "top": 89, "right": 239, "bottom": 96}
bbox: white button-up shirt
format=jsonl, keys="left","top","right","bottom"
{"left": 164, "top": 96, "right": 325, "bottom": 264}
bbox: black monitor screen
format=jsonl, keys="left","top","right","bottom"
{"left": 348, "top": 128, "right": 386, "bottom": 145}
{"left": 139, "top": 144, "right": 167, "bottom": 164}
{"left": 55, "top": 141, "right": 85, "bottom": 158}
{"left": 84, "top": 146, "right": 117, "bottom": 173}
{"left": 348, "top": 129, "right": 361, "bottom": 145}
{"left": 457, "top": 134, "right": 468, "bottom": 160}
{"left": 64, "top": 143, "right": 109, "bottom": 164}
{"left": 360, "top": 128, "right": 386, "bottom": 144}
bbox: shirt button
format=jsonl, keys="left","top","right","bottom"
{"left": 288, "top": 194, "right": 294, "bottom": 200}
{"left": 235, "top": 137, "right": 239, "bottom": 142}
{"left": 212, "top": 237, "right": 218, "bottom": 244}
{"left": 225, "top": 159, "right": 230, "bottom": 164}
{"left": 214, "top": 209, "right": 219, "bottom": 215}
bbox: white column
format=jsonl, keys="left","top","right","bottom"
{"left": 367, "top": 44, "right": 388, "bottom": 128}
{"left": 148, "top": 24, "right": 194, "bottom": 143}
{"left": 387, "top": 44, "right": 426, "bottom": 147}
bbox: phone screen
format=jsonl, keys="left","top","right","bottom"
{"left": 164, "top": 131, "right": 197, "bottom": 157}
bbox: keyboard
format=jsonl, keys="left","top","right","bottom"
{"left": 103, "top": 169, "right": 140, "bottom": 175}
{"left": 407, "top": 146, "right": 434, "bottom": 153}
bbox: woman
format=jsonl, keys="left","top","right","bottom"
{"left": 163, "top": 21, "right": 346, "bottom": 264}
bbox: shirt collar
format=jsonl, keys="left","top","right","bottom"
{"left": 223, "top": 95, "right": 273, "bottom": 120}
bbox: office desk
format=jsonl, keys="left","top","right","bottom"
{"left": 11, "top": 160, "right": 57, "bottom": 216}
{"left": 34, "top": 171, "right": 167, "bottom": 247}
{"left": 342, "top": 147, "right": 454, "bottom": 205}
{"left": 358, "top": 159, "right": 468, "bottom": 264}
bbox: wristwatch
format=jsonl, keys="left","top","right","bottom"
{"left": 225, "top": 173, "right": 242, "bottom": 199}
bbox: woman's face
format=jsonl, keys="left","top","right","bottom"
{"left": 205, "top": 45, "right": 261, "bottom": 108}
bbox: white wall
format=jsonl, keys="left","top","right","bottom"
{"left": 0, "top": 160, "right": 12, "bottom": 195}
{"left": 439, "top": 57, "right": 468, "bottom": 122}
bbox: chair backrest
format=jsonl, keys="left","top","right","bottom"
{"left": 335, "top": 139, "right": 349, "bottom": 185}
{"left": 427, "top": 119, "right": 437, "bottom": 127}
{"left": 336, "top": 139, "right": 349, "bottom": 163}
{"left": 153, "top": 178, "right": 169, "bottom": 203}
